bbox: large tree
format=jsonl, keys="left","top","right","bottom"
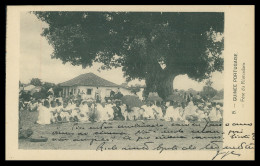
{"left": 34, "top": 12, "right": 224, "bottom": 99}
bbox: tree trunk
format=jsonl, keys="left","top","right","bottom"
{"left": 156, "top": 74, "right": 176, "bottom": 100}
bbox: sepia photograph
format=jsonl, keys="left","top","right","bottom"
{"left": 18, "top": 11, "right": 224, "bottom": 150}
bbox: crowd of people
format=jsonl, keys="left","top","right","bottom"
{"left": 19, "top": 93, "right": 223, "bottom": 125}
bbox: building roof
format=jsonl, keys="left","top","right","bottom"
{"left": 24, "top": 85, "right": 36, "bottom": 91}
{"left": 59, "top": 72, "right": 120, "bottom": 87}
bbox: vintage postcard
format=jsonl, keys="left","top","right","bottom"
{"left": 6, "top": 5, "right": 254, "bottom": 160}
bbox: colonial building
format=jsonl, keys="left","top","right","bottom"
{"left": 59, "top": 72, "right": 132, "bottom": 101}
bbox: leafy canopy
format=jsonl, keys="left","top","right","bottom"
{"left": 34, "top": 12, "right": 224, "bottom": 98}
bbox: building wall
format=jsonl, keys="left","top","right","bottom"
{"left": 62, "top": 86, "right": 132, "bottom": 102}
{"left": 120, "top": 88, "right": 132, "bottom": 96}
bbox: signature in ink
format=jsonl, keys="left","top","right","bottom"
{"left": 212, "top": 150, "right": 241, "bottom": 160}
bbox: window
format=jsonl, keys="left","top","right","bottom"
{"left": 74, "top": 89, "right": 76, "bottom": 94}
{"left": 87, "top": 89, "right": 92, "bottom": 95}
{"left": 78, "top": 89, "right": 80, "bottom": 94}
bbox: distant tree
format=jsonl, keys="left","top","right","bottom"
{"left": 34, "top": 12, "right": 224, "bottom": 99}
{"left": 42, "top": 82, "right": 55, "bottom": 90}
{"left": 53, "top": 85, "right": 63, "bottom": 97}
{"left": 32, "top": 91, "right": 47, "bottom": 100}
{"left": 30, "top": 78, "right": 42, "bottom": 86}
{"left": 19, "top": 90, "right": 31, "bottom": 101}
{"left": 213, "top": 89, "right": 224, "bottom": 99}
{"left": 205, "top": 79, "right": 213, "bottom": 87}
{"left": 200, "top": 79, "right": 217, "bottom": 101}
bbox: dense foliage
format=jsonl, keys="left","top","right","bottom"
{"left": 34, "top": 12, "right": 224, "bottom": 99}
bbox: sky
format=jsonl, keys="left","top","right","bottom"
{"left": 20, "top": 12, "right": 224, "bottom": 91}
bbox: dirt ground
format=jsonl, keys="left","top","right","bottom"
{"left": 19, "top": 109, "right": 223, "bottom": 151}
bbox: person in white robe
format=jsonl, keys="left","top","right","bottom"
{"left": 104, "top": 102, "right": 115, "bottom": 120}
{"left": 208, "top": 107, "right": 218, "bottom": 122}
{"left": 141, "top": 102, "right": 155, "bottom": 120}
{"left": 36, "top": 101, "right": 45, "bottom": 124}
{"left": 28, "top": 99, "right": 38, "bottom": 112}
{"left": 59, "top": 102, "right": 71, "bottom": 122}
{"left": 218, "top": 104, "right": 223, "bottom": 118}
{"left": 78, "top": 100, "right": 90, "bottom": 122}
{"left": 216, "top": 104, "right": 223, "bottom": 121}
{"left": 197, "top": 103, "right": 207, "bottom": 122}
{"left": 164, "top": 101, "right": 183, "bottom": 121}
{"left": 131, "top": 107, "right": 144, "bottom": 120}
{"left": 182, "top": 101, "right": 199, "bottom": 122}
{"left": 94, "top": 103, "right": 105, "bottom": 122}
{"left": 120, "top": 104, "right": 128, "bottom": 120}
{"left": 151, "top": 102, "right": 163, "bottom": 120}
{"left": 209, "top": 104, "right": 222, "bottom": 122}
{"left": 123, "top": 105, "right": 135, "bottom": 121}
{"left": 208, "top": 103, "right": 222, "bottom": 122}
{"left": 68, "top": 101, "right": 78, "bottom": 122}
{"left": 49, "top": 101, "right": 58, "bottom": 124}
{"left": 88, "top": 103, "right": 101, "bottom": 122}
{"left": 37, "top": 100, "right": 51, "bottom": 125}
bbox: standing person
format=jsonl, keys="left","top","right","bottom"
{"left": 179, "top": 102, "right": 186, "bottom": 117}
{"left": 164, "top": 101, "right": 174, "bottom": 121}
{"left": 123, "top": 104, "right": 134, "bottom": 121}
{"left": 36, "top": 100, "right": 44, "bottom": 124}
{"left": 95, "top": 87, "right": 101, "bottom": 103}
{"left": 161, "top": 101, "right": 167, "bottom": 117}
{"left": 37, "top": 100, "right": 51, "bottom": 125}
{"left": 105, "top": 101, "right": 114, "bottom": 120}
{"left": 120, "top": 103, "right": 128, "bottom": 121}
{"left": 113, "top": 100, "right": 125, "bottom": 121}
{"left": 208, "top": 102, "right": 217, "bottom": 122}
{"left": 218, "top": 103, "right": 223, "bottom": 118}
{"left": 215, "top": 104, "right": 222, "bottom": 121}
{"left": 130, "top": 106, "right": 143, "bottom": 120}
{"left": 208, "top": 102, "right": 222, "bottom": 122}
{"left": 19, "top": 99, "right": 25, "bottom": 111}
{"left": 50, "top": 100, "right": 57, "bottom": 124}
{"left": 152, "top": 101, "right": 164, "bottom": 120}
{"left": 78, "top": 100, "right": 90, "bottom": 122}
{"left": 80, "top": 90, "right": 86, "bottom": 100}
{"left": 142, "top": 101, "right": 155, "bottom": 120}
{"left": 43, "top": 100, "right": 51, "bottom": 125}
{"left": 96, "top": 102, "right": 108, "bottom": 122}
{"left": 88, "top": 102, "right": 101, "bottom": 122}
